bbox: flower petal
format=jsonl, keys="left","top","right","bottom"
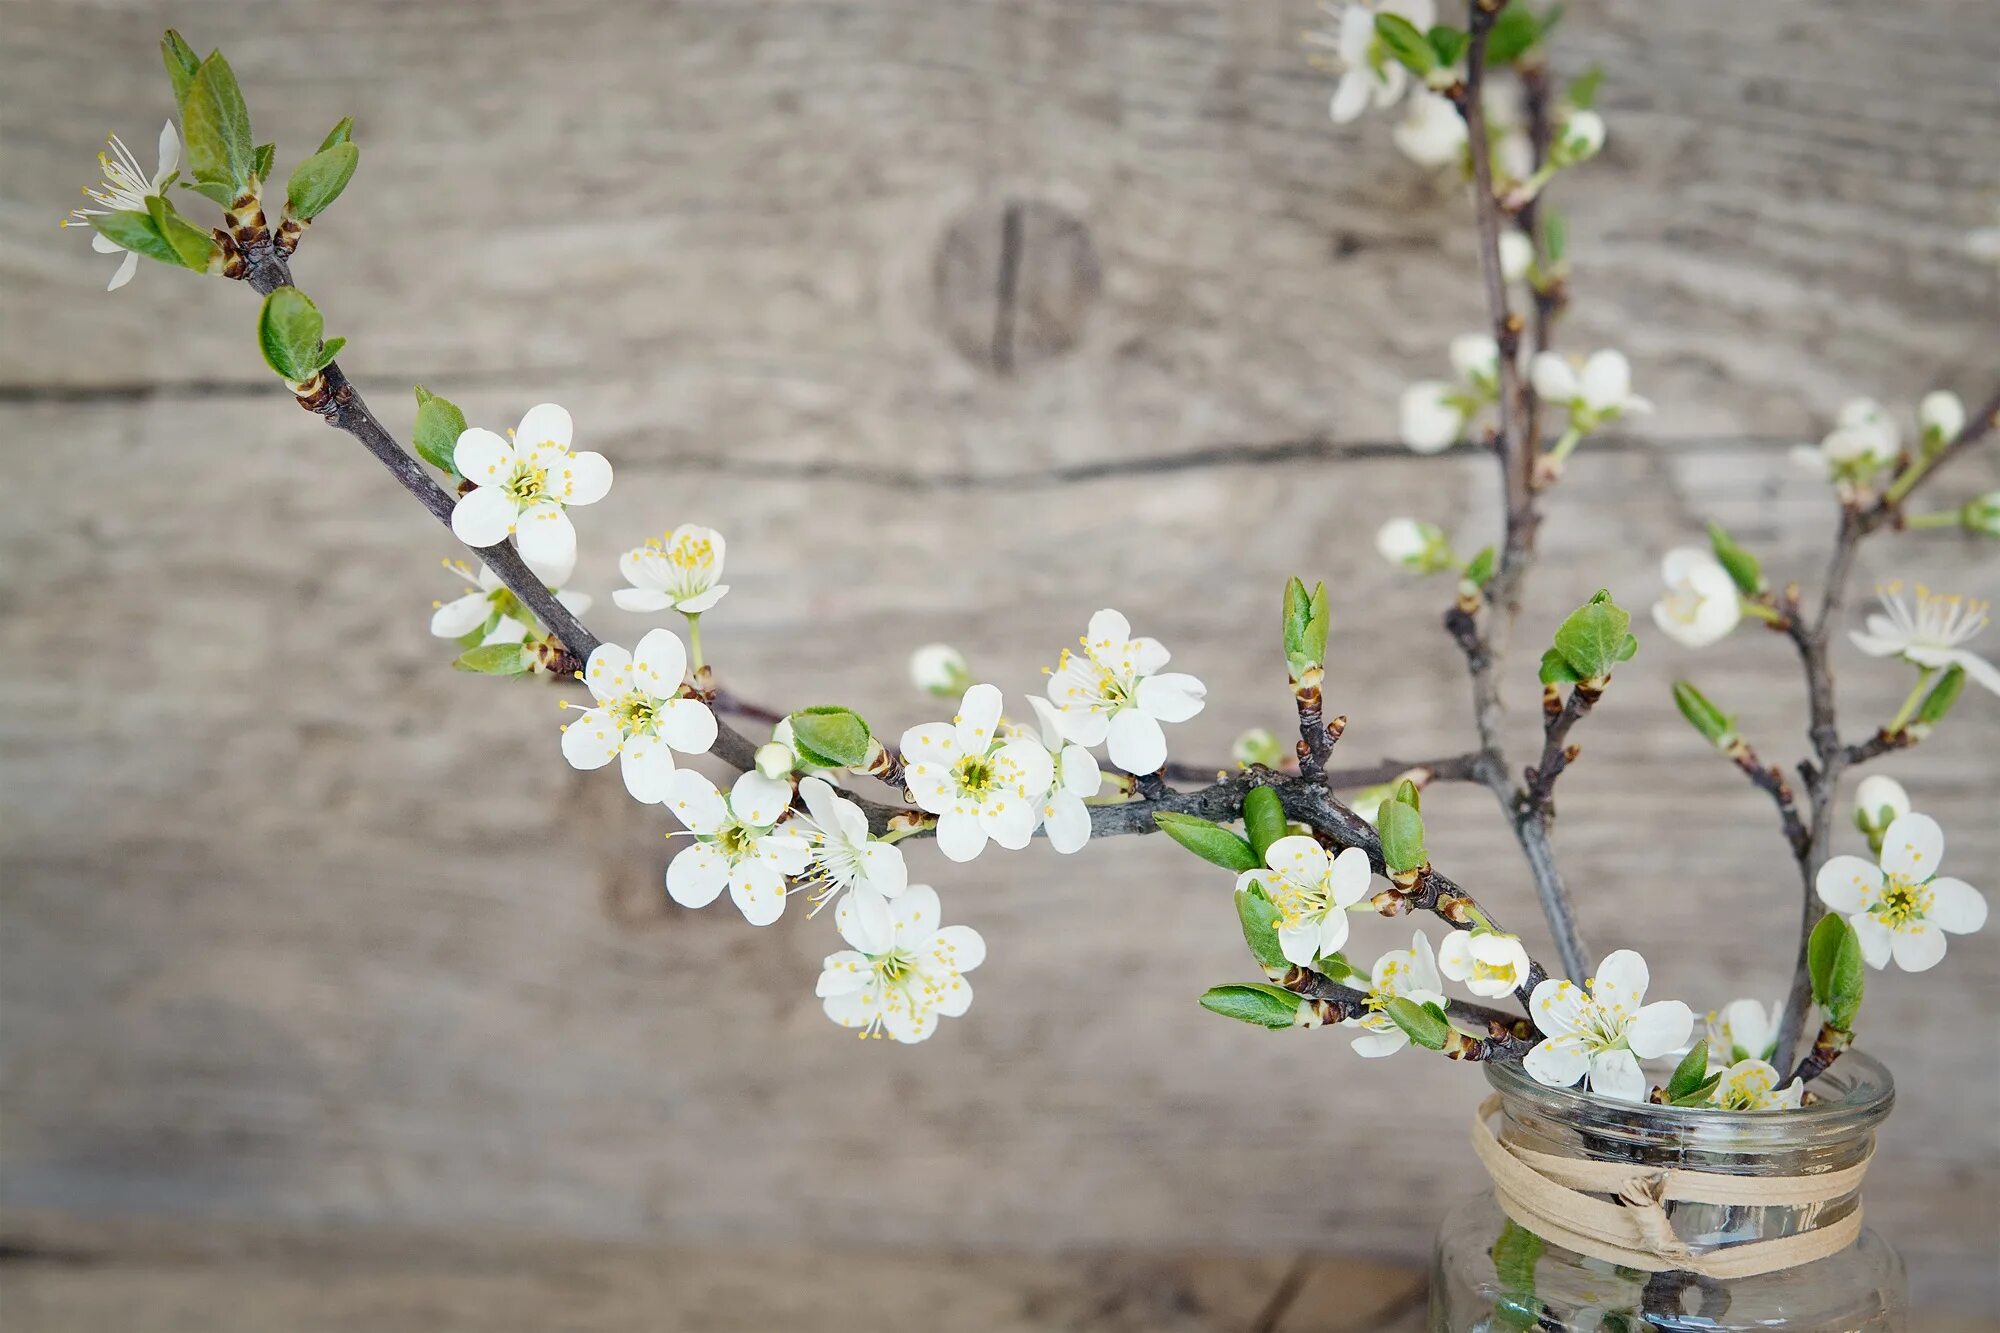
{"left": 664, "top": 842, "right": 730, "bottom": 908}
{"left": 1926, "top": 877, "right": 1987, "bottom": 935}
{"left": 821, "top": 985, "right": 876, "bottom": 1030}
{"left": 1351, "top": 1027, "right": 1409, "bottom": 1058}
{"left": 657, "top": 698, "right": 717, "bottom": 754}
{"left": 836, "top": 884, "right": 894, "bottom": 954}
{"left": 1590, "top": 949, "right": 1650, "bottom": 1011}
{"left": 1626, "top": 1000, "right": 1694, "bottom": 1059}
{"left": 1136, "top": 672, "right": 1207, "bottom": 724}
{"left": 450, "top": 485, "right": 518, "bottom": 548}
{"left": 1815, "top": 855, "right": 1882, "bottom": 913}
{"left": 1530, "top": 978, "right": 1587, "bottom": 1037}
{"left": 618, "top": 734, "right": 677, "bottom": 803}
{"left": 662, "top": 767, "right": 728, "bottom": 833}
{"left": 857, "top": 841, "right": 908, "bottom": 897}
{"left": 953, "top": 682, "right": 1005, "bottom": 755}
{"left": 562, "top": 450, "right": 613, "bottom": 506}
{"left": 1105, "top": 708, "right": 1167, "bottom": 775}
{"left": 1523, "top": 1033, "right": 1591, "bottom": 1088}
{"left": 729, "top": 769, "right": 793, "bottom": 826}
{"left": 514, "top": 402, "right": 573, "bottom": 451}
{"left": 631, "top": 627, "right": 689, "bottom": 695}
{"left": 1041, "top": 792, "right": 1092, "bottom": 855}
{"left": 513, "top": 500, "right": 577, "bottom": 568}
{"left": 1084, "top": 608, "right": 1132, "bottom": 652}
{"left": 923, "top": 923, "right": 986, "bottom": 975}
{"left": 980, "top": 793, "right": 1040, "bottom": 850}
{"left": 613, "top": 587, "right": 674, "bottom": 613}
{"left": 935, "top": 810, "right": 988, "bottom": 863}
{"left": 583, "top": 643, "right": 633, "bottom": 702}
{"left": 1580, "top": 349, "right": 1632, "bottom": 410}
{"left": 1888, "top": 920, "right": 1948, "bottom": 972}
{"left": 816, "top": 951, "right": 870, "bottom": 997}
{"left": 1588, "top": 1048, "right": 1648, "bottom": 1103}
{"left": 1278, "top": 923, "right": 1322, "bottom": 967}
{"left": 729, "top": 857, "right": 788, "bottom": 926}
{"left": 1880, "top": 813, "right": 1944, "bottom": 883}
{"left": 559, "top": 707, "right": 620, "bottom": 769}
{"left": 453, "top": 427, "right": 515, "bottom": 483}
{"left": 430, "top": 591, "right": 493, "bottom": 638}
{"left": 1530, "top": 352, "right": 1578, "bottom": 404}
{"left": 1325, "top": 845, "right": 1374, "bottom": 908}
{"left": 1850, "top": 913, "right": 1893, "bottom": 969}
{"left": 883, "top": 1000, "right": 938, "bottom": 1044}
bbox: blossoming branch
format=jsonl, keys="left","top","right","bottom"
{"left": 67, "top": 13, "right": 1995, "bottom": 1112}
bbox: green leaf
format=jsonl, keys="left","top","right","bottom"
{"left": 1154, "top": 812, "right": 1259, "bottom": 872}
{"left": 1668, "top": 1072, "right": 1723, "bottom": 1107}
{"left": 257, "top": 286, "right": 328, "bottom": 382}
{"left": 1425, "top": 24, "right": 1468, "bottom": 68}
{"left": 1242, "top": 786, "right": 1288, "bottom": 862}
{"left": 1282, "top": 577, "right": 1331, "bottom": 676}
{"left": 787, "top": 706, "right": 873, "bottom": 769}
{"left": 413, "top": 385, "right": 470, "bottom": 475}
{"left": 313, "top": 336, "right": 347, "bottom": 369}
{"left": 1234, "top": 882, "right": 1287, "bottom": 971}
{"left": 1566, "top": 65, "right": 1604, "bottom": 111}
{"left": 1391, "top": 778, "right": 1421, "bottom": 812}
{"left": 87, "top": 210, "right": 180, "bottom": 269}
{"left": 253, "top": 143, "right": 276, "bottom": 183}
{"left": 1913, "top": 665, "right": 1966, "bottom": 730}
{"left": 1542, "top": 210, "right": 1566, "bottom": 264}
{"left": 182, "top": 52, "right": 254, "bottom": 195}
{"left": 1671, "top": 680, "right": 1736, "bottom": 747}
{"left": 318, "top": 116, "right": 356, "bottom": 151}
{"left": 1549, "top": 589, "right": 1633, "bottom": 682}
{"left": 161, "top": 30, "right": 201, "bottom": 107}
{"left": 1373, "top": 13, "right": 1437, "bottom": 75}
{"left": 1385, "top": 996, "right": 1450, "bottom": 1050}
{"left": 145, "top": 195, "right": 218, "bottom": 271}
{"left": 1808, "top": 913, "right": 1864, "bottom": 1031}
{"left": 1706, "top": 521, "right": 1765, "bottom": 595}
{"left": 1312, "top": 951, "right": 1362, "bottom": 984}
{"left": 182, "top": 180, "right": 236, "bottom": 207}
{"left": 1378, "top": 799, "right": 1427, "bottom": 875}
{"left": 1537, "top": 647, "right": 1582, "bottom": 686}
{"left": 286, "top": 142, "right": 359, "bottom": 220}
{"left": 1666, "top": 1039, "right": 1710, "bottom": 1101}
{"left": 1491, "top": 1220, "right": 1544, "bottom": 1331}
{"left": 1199, "top": 984, "right": 1300, "bottom": 1029}
{"left": 1462, "top": 545, "right": 1496, "bottom": 587}
{"left": 1485, "top": 2, "right": 1545, "bottom": 64}
{"left": 453, "top": 643, "right": 533, "bottom": 675}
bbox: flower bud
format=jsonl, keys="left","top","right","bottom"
{"left": 1449, "top": 332, "right": 1501, "bottom": 391}
{"left": 907, "top": 643, "right": 971, "bottom": 697}
{"left": 1376, "top": 517, "right": 1453, "bottom": 574}
{"left": 1399, "top": 380, "right": 1464, "bottom": 454}
{"left": 1908, "top": 664, "right": 1966, "bottom": 737}
{"left": 1551, "top": 109, "right": 1605, "bottom": 166}
{"left": 754, "top": 742, "right": 795, "bottom": 781}
{"left": 1231, "top": 727, "right": 1285, "bottom": 770}
{"left": 1672, "top": 680, "right": 1736, "bottom": 749}
{"left": 1852, "top": 775, "right": 1909, "bottom": 851}
{"left": 1918, "top": 390, "right": 1965, "bottom": 451}
{"left": 1960, "top": 491, "right": 2000, "bottom": 537}
{"left": 1499, "top": 230, "right": 1535, "bottom": 284}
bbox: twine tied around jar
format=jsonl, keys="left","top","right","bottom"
{"left": 1471, "top": 1094, "right": 1873, "bottom": 1279}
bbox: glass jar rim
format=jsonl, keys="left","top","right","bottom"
{"left": 1485, "top": 1048, "right": 1894, "bottom": 1139}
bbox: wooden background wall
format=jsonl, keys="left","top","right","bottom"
{"left": 4, "top": 0, "right": 1998, "bottom": 1320}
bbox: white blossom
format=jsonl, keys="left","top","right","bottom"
{"left": 1550, "top": 109, "right": 1605, "bottom": 165}
{"left": 1918, "top": 390, "right": 1965, "bottom": 449}
{"left": 1044, "top": 609, "right": 1206, "bottom": 775}
{"left": 662, "top": 769, "right": 811, "bottom": 926}
{"left": 450, "top": 404, "right": 612, "bottom": 568}
{"left": 1853, "top": 775, "right": 1911, "bottom": 841}
{"left": 1449, "top": 333, "right": 1500, "bottom": 392}
{"left": 793, "top": 775, "right": 908, "bottom": 908}
{"left": 1344, "top": 931, "right": 1449, "bottom": 1058}
{"left": 1791, "top": 398, "right": 1900, "bottom": 483}
{"left": 64, "top": 123, "right": 180, "bottom": 290}
{"left": 1530, "top": 349, "right": 1651, "bottom": 427}
{"left": 908, "top": 643, "right": 972, "bottom": 697}
{"left": 558, "top": 628, "right": 717, "bottom": 802}
{"left": 816, "top": 885, "right": 984, "bottom": 1043}
{"left": 903, "top": 684, "right": 1054, "bottom": 862}
{"left": 1650, "top": 548, "right": 1741, "bottom": 649}
{"left": 1849, "top": 582, "right": 2000, "bottom": 697}
{"left": 1399, "top": 380, "right": 1465, "bottom": 453}
{"left": 613, "top": 524, "right": 728, "bottom": 615}
{"left": 1438, "top": 930, "right": 1531, "bottom": 999}
{"left": 1024, "top": 697, "right": 1103, "bottom": 855}
{"left": 430, "top": 553, "right": 590, "bottom": 645}
{"left": 1702, "top": 998, "right": 1780, "bottom": 1068}
{"left": 1393, "top": 92, "right": 1466, "bottom": 168}
{"left": 1308, "top": 0, "right": 1438, "bottom": 125}
{"left": 1707, "top": 1058, "right": 1804, "bottom": 1112}
{"left": 1376, "top": 517, "right": 1451, "bottom": 573}
{"left": 1499, "top": 230, "right": 1536, "bottom": 284}
{"left": 1816, "top": 813, "right": 1987, "bottom": 972}
{"left": 1234, "top": 837, "right": 1374, "bottom": 967}
{"left": 1523, "top": 950, "right": 1694, "bottom": 1102}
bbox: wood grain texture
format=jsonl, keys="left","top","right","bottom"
{"left": 2, "top": 0, "right": 1997, "bottom": 1322}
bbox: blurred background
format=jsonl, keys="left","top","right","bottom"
{"left": 4, "top": 0, "right": 1998, "bottom": 1329}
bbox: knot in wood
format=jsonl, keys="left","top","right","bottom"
{"left": 933, "top": 198, "right": 1100, "bottom": 375}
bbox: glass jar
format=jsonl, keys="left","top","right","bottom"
{"left": 1430, "top": 1050, "right": 1905, "bottom": 1331}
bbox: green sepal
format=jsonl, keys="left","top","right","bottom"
{"left": 453, "top": 643, "right": 533, "bottom": 675}
{"left": 318, "top": 116, "right": 356, "bottom": 151}
{"left": 1242, "top": 786, "right": 1288, "bottom": 862}
{"left": 1385, "top": 996, "right": 1450, "bottom": 1050}
{"left": 1546, "top": 589, "right": 1635, "bottom": 683}
{"left": 1373, "top": 13, "right": 1437, "bottom": 75}
{"left": 1665, "top": 1039, "right": 1710, "bottom": 1101}
{"left": 1807, "top": 913, "right": 1863, "bottom": 1032}
{"left": 257, "top": 286, "right": 331, "bottom": 382}
{"left": 1154, "top": 812, "right": 1259, "bottom": 872}
{"left": 87, "top": 210, "right": 181, "bottom": 269}
{"left": 1234, "top": 881, "right": 1287, "bottom": 971}
{"left": 1671, "top": 680, "right": 1735, "bottom": 748}
{"left": 787, "top": 706, "right": 873, "bottom": 769}
{"left": 1668, "top": 1073, "right": 1724, "bottom": 1107}
{"left": 162, "top": 30, "right": 202, "bottom": 106}
{"left": 413, "top": 385, "right": 470, "bottom": 475}
{"left": 1705, "top": 521, "right": 1764, "bottom": 595}
{"left": 1378, "top": 798, "right": 1427, "bottom": 875}
{"left": 1912, "top": 665, "right": 1966, "bottom": 730}
{"left": 1199, "top": 984, "right": 1301, "bottom": 1029}
{"left": 183, "top": 51, "right": 254, "bottom": 196}
{"left": 1425, "top": 25, "right": 1469, "bottom": 68}
{"left": 1282, "top": 577, "right": 1331, "bottom": 677}
{"left": 286, "top": 142, "right": 359, "bottom": 220}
